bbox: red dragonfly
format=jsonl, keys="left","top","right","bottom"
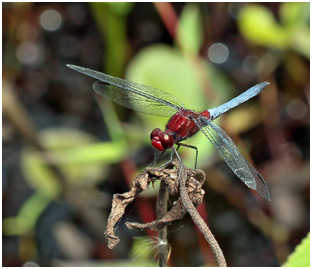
{"left": 67, "top": 64, "right": 271, "bottom": 200}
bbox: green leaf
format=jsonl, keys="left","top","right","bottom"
{"left": 3, "top": 192, "right": 52, "bottom": 235}
{"left": 126, "top": 45, "right": 207, "bottom": 111}
{"left": 21, "top": 128, "right": 113, "bottom": 196}
{"left": 21, "top": 148, "right": 62, "bottom": 198}
{"left": 130, "top": 237, "right": 159, "bottom": 266}
{"left": 177, "top": 4, "right": 203, "bottom": 55}
{"left": 104, "top": 2, "right": 133, "bottom": 16}
{"left": 238, "top": 5, "right": 289, "bottom": 49}
{"left": 290, "top": 27, "right": 310, "bottom": 58}
{"left": 282, "top": 232, "right": 310, "bottom": 267}
{"left": 52, "top": 141, "right": 127, "bottom": 164}
{"left": 280, "top": 2, "right": 309, "bottom": 28}
{"left": 279, "top": 2, "right": 310, "bottom": 58}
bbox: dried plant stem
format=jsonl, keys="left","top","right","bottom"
{"left": 108, "top": 161, "right": 226, "bottom": 267}
{"left": 156, "top": 180, "right": 169, "bottom": 267}
{"left": 179, "top": 166, "right": 227, "bottom": 267}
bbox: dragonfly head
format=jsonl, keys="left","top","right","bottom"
{"left": 150, "top": 128, "right": 174, "bottom": 151}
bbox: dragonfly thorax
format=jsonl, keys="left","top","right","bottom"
{"left": 150, "top": 109, "right": 211, "bottom": 151}
{"left": 165, "top": 109, "right": 211, "bottom": 143}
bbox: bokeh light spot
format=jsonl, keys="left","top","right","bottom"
{"left": 40, "top": 9, "right": 62, "bottom": 31}
{"left": 286, "top": 99, "right": 307, "bottom": 120}
{"left": 243, "top": 56, "right": 263, "bottom": 76}
{"left": 16, "top": 41, "right": 40, "bottom": 65}
{"left": 23, "top": 261, "right": 39, "bottom": 267}
{"left": 208, "top": 43, "right": 229, "bottom": 64}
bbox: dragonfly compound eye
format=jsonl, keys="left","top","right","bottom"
{"left": 150, "top": 128, "right": 162, "bottom": 140}
{"left": 159, "top": 132, "right": 174, "bottom": 149}
{"left": 150, "top": 129, "right": 174, "bottom": 151}
{"left": 151, "top": 128, "right": 165, "bottom": 151}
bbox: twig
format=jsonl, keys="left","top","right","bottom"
{"left": 178, "top": 163, "right": 227, "bottom": 267}
{"left": 156, "top": 180, "right": 169, "bottom": 266}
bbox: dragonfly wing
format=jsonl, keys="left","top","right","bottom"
{"left": 194, "top": 117, "right": 270, "bottom": 200}
{"left": 67, "top": 65, "right": 184, "bottom": 117}
{"left": 93, "top": 82, "right": 181, "bottom": 117}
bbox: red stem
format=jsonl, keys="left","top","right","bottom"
{"left": 153, "top": 2, "right": 178, "bottom": 40}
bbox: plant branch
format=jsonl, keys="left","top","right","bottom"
{"left": 156, "top": 180, "right": 169, "bottom": 266}
{"left": 178, "top": 164, "right": 227, "bottom": 267}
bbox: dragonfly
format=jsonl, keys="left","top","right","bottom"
{"left": 67, "top": 64, "right": 271, "bottom": 201}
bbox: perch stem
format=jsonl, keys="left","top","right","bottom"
{"left": 178, "top": 164, "right": 227, "bottom": 267}
{"left": 156, "top": 180, "right": 169, "bottom": 266}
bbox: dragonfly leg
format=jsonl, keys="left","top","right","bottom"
{"left": 148, "top": 150, "right": 166, "bottom": 167}
{"left": 158, "top": 147, "right": 175, "bottom": 168}
{"left": 172, "top": 147, "right": 184, "bottom": 178}
{"left": 176, "top": 142, "right": 198, "bottom": 169}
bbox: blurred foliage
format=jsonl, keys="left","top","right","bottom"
{"left": 52, "top": 100, "right": 128, "bottom": 164}
{"left": 90, "top": 2, "right": 133, "bottom": 76}
{"left": 282, "top": 232, "right": 310, "bottom": 267}
{"left": 22, "top": 128, "right": 106, "bottom": 191}
{"left": 130, "top": 237, "right": 159, "bottom": 266}
{"left": 238, "top": 3, "right": 309, "bottom": 58}
{"left": 3, "top": 192, "right": 52, "bottom": 236}
{"left": 177, "top": 4, "right": 203, "bottom": 55}
{"left": 2, "top": 2, "right": 310, "bottom": 267}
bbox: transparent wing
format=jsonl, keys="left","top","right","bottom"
{"left": 67, "top": 64, "right": 184, "bottom": 117}
{"left": 194, "top": 117, "right": 270, "bottom": 200}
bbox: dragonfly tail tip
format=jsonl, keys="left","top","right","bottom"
{"left": 257, "top": 81, "right": 270, "bottom": 90}
{"left": 66, "top": 64, "right": 76, "bottom": 69}
{"left": 66, "top": 64, "right": 84, "bottom": 73}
